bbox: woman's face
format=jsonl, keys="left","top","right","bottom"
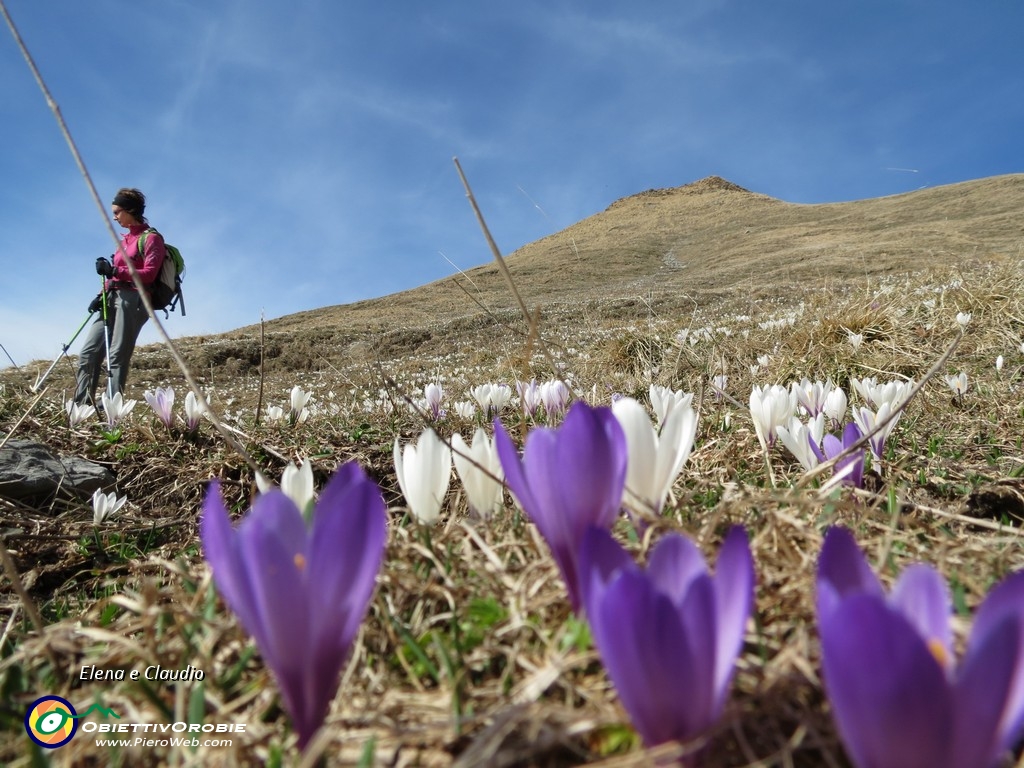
{"left": 112, "top": 206, "right": 138, "bottom": 228}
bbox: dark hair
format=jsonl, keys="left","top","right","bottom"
{"left": 112, "top": 188, "right": 147, "bottom": 223}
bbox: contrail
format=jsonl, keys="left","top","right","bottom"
{"left": 885, "top": 167, "right": 920, "bottom": 173}
{"left": 516, "top": 184, "right": 551, "bottom": 222}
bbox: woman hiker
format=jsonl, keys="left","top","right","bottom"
{"left": 74, "top": 188, "right": 166, "bottom": 406}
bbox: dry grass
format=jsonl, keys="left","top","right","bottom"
{"left": 1, "top": 178, "right": 1024, "bottom": 767}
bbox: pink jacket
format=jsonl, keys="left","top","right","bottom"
{"left": 106, "top": 224, "right": 166, "bottom": 291}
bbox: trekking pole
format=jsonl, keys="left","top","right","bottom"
{"left": 101, "top": 279, "right": 114, "bottom": 400}
{"left": 30, "top": 311, "right": 96, "bottom": 392}
{"left": 0, "top": 341, "right": 18, "bottom": 370}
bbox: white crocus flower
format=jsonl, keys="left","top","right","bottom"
{"left": 454, "top": 401, "right": 476, "bottom": 420}
{"left": 256, "top": 458, "right": 316, "bottom": 523}
{"left": 470, "top": 384, "right": 494, "bottom": 413}
{"left": 791, "top": 378, "right": 833, "bottom": 418}
{"left": 822, "top": 387, "right": 848, "bottom": 428}
{"left": 265, "top": 404, "right": 286, "bottom": 424}
{"left": 956, "top": 312, "right": 972, "bottom": 329}
{"left": 289, "top": 385, "right": 312, "bottom": 424}
{"left": 776, "top": 414, "right": 826, "bottom": 472}
{"left": 289, "top": 385, "right": 312, "bottom": 412}
{"left": 944, "top": 372, "right": 969, "bottom": 396}
{"left": 711, "top": 375, "right": 728, "bottom": 401}
{"left": 254, "top": 472, "right": 272, "bottom": 494}
{"left": 612, "top": 397, "right": 698, "bottom": 516}
{"left": 451, "top": 429, "right": 504, "bottom": 518}
{"left": 92, "top": 489, "right": 127, "bottom": 524}
{"left": 184, "top": 391, "right": 204, "bottom": 431}
{"left": 470, "top": 383, "right": 510, "bottom": 419}
{"left": 393, "top": 428, "right": 452, "bottom": 524}
{"left": 101, "top": 391, "right": 136, "bottom": 429}
{"left": 282, "top": 459, "right": 316, "bottom": 521}
{"left": 851, "top": 377, "right": 913, "bottom": 411}
{"left": 996, "top": 355, "right": 1004, "bottom": 372}
{"left": 648, "top": 384, "right": 694, "bottom": 429}
{"left": 540, "top": 379, "right": 570, "bottom": 418}
{"left": 876, "top": 380, "right": 914, "bottom": 411}
{"left": 749, "top": 384, "right": 796, "bottom": 451}
{"left": 847, "top": 332, "right": 864, "bottom": 351}
{"left": 850, "top": 376, "right": 878, "bottom": 407}
{"left": 490, "top": 383, "right": 512, "bottom": 413}
{"left": 66, "top": 400, "right": 96, "bottom": 428}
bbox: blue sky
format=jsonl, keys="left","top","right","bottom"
{"left": 1, "top": 1, "right": 1022, "bottom": 370}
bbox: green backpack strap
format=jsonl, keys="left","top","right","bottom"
{"left": 136, "top": 227, "right": 169, "bottom": 286}
{"left": 136, "top": 227, "right": 158, "bottom": 261}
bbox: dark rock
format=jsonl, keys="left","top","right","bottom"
{"left": 962, "top": 479, "right": 1024, "bottom": 524}
{"left": 0, "top": 440, "right": 115, "bottom": 505}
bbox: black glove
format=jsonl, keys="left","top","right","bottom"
{"left": 88, "top": 293, "right": 104, "bottom": 313}
{"left": 95, "top": 257, "right": 114, "bottom": 277}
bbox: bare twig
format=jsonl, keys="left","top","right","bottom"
{"left": 453, "top": 157, "right": 574, "bottom": 395}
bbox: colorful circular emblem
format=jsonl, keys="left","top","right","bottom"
{"left": 25, "top": 695, "right": 78, "bottom": 748}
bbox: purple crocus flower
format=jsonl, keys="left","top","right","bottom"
{"left": 494, "top": 401, "right": 627, "bottom": 613}
{"left": 579, "top": 525, "right": 755, "bottom": 751}
{"left": 201, "top": 462, "right": 387, "bottom": 749}
{"left": 811, "top": 421, "right": 866, "bottom": 488}
{"left": 817, "top": 526, "right": 1024, "bottom": 768}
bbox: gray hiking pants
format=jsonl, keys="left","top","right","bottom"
{"left": 74, "top": 289, "right": 149, "bottom": 405}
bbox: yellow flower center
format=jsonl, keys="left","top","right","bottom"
{"left": 294, "top": 553, "right": 307, "bottom": 572}
{"left": 927, "top": 638, "right": 948, "bottom": 668}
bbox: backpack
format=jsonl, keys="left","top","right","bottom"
{"left": 139, "top": 228, "right": 186, "bottom": 316}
